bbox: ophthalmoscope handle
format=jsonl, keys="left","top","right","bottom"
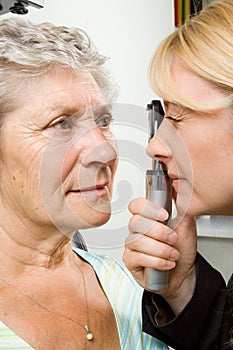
{"left": 144, "top": 169, "right": 172, "bottom": 291}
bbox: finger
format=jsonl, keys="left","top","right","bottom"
{"left": 125, "top": 232, "right": 180, "bottom": 264}
{"left": 123, "top": 247, "right": 177, "bottom": 272}
{"left": 128, "top": 215, "right": 177, "bottom": 245}
{"left": 121, "top": 259, "right": 145, "bottom": 288}
{"left": 128, "top": 198, "right": 168, "bottom": 222}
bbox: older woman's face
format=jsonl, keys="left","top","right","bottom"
{"left": 0, "top": 67, "right": 118, "bottom": 234}
{"left": 147, "top": 57, "right": 233, "bottom": 216}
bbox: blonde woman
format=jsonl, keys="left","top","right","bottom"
{"left": 124, "top": 0, "right": 233, "bottom": 349}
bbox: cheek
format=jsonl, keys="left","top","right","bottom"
{"left": 0, "top": 146, "right": 46, "bottom": 217}
{"left": 186, "top": 133, "right": 217, "bottom": 181}
{"left": 40, "top": 138, "right": 76, "bottom": 195}
{"left": 1, "top": 139, "right": 42, "bottom": 187}
{"left": 61, "top": 145, "right": 80, "bottom": 182}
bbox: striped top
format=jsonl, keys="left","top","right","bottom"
{"left": 0, "top": 323, "right": 33, "bottom": 349}
{"left": 77, "top": 248, "right": 167, "bottom": 350}
{"left": 0, "top": 248, "right": 168, "bottom": 350}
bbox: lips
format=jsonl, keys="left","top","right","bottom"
{"left": 168, "top": 173, "right": 187, "bottom": 191}
{"left": 168, "top": 173, "right": 179, "bottom": 180}
{"left": 69, "top": 182, "right": 109, "bottom": 193}
{"left": 168, "top": 173, "right": 183, "bottom": 181}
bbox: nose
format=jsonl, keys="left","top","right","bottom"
{"left": 147, "top": 134, "right": 172, "bottom": 165}
{"left": 78, "top": 126, "right": 118, "bottom": 167}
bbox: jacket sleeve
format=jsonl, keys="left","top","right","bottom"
{"left": 142, "top": 253, "right": 227, "bottom": 350}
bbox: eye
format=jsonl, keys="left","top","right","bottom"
{"left": 165, "top": 115, "right": 180, "bottom": 123}
{"left": 49, "top": 117, "right": 73, "bottom": 130}
{"left": 95, "top": 114, "right": 113, "bottom": 128}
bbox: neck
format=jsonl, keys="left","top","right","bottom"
{"left": 0, "top": 222, "right": 74, "bottom": 279}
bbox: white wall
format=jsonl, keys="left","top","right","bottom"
{"left": 197, "top": 237, "right": 233, "bottom": 282}
{"left": 19, "top": 0, "right": 174, "bottom": 106}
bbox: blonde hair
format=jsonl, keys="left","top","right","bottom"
{"left": 150, "top": 0, "right": 233, "bottom": 111}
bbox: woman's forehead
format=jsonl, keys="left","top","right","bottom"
{"left": 171, "top": 57, "right": 226, "bottom": 105}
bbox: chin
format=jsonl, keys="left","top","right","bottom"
{"left": 77, "top": 200, "right": 112, "bottom": 228}
{"left": 91, "top": 212, "right": 111, "bottom": 227}
{"left": 62, "top": 192, "right": 112, "bottom": 228}
{"left": 175, "top": 192, "right": 192, "bottom": 216}
{"left": 78, "top": 212, "right": 111, "bottom": 229}
{"left": 45, "top": 199, "right": 112, "bottom": 233}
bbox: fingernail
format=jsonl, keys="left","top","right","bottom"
{"left": 170, "top": 249, "right": 179, "bottom": 261}
{"left": 168, "top": 232, "right": 177, "bottom": 244}
{"left": 159, "top": 209, "right": 169, "bottom": 221}
{"left": 166, "top": 260, "right": 176, "bottom": 268}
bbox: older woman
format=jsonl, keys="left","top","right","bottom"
{"left": 0, "top": 17, "right": 167, "bottom": 350}
{"left": 123, "top": 0, "right": 233, "bottom": 349}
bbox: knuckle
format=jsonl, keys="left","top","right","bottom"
{"left": 128, "top": 197, "right": 145, "bottom": 214}
{"left": 136, "top": 251, "right": 148, "bottom": 265}
{"left": 122, "top": 251, "right": 128, "bottom": 265}
{"left": 128, "top": 214, "right": 140, "bottom": 231}
{"left": 125, "top": 232, "right": 142, "bottom": 250}
{"left": 128, "top": 200, "right": 134, "bottom": 213}
{"left": 131, "top": 235, "right": 143, "bottom": 250}
{"left": 155, "top": 242, "right": 174, "bottom": 260}
{"left": 156, "top": 244, "right": 168, "bottom": 257}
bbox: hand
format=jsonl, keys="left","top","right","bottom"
{"left": 123, "top": 197, "right": 197, "bottom": 315}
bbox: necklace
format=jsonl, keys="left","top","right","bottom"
{"left": 0, "top": 256, "right": 94, "bottom": 341}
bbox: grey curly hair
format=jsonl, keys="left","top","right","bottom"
{"left": 0, "top": 17, "right": 118, "bottom": 117}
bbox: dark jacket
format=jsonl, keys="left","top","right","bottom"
{"left": 142, "top": 253, "right": 232, "bottom": 349}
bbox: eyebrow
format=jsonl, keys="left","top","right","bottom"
{"left": 34, "top": 99, "right": 78, "bottom": 118}
{"left": 92, "top": 104, "right": 112, "bottom": 116}
{"left": 45, "top": 97, "right": 112, "bottom": 113}
{"left": 48, "top": 102, "right": 79, "bottom": 115}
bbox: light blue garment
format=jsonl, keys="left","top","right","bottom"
{"left": 76, "top": 248, "right": 168, "bottom": 350}
{"left": 0, "top": 321, "right": 33, "bottom": 349}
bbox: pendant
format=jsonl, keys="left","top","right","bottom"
{"left": 85, "top": 325, "right": 94, "bottom": 341}
{"left": 86, "top": 333, "right": 94, "bottom": 341}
